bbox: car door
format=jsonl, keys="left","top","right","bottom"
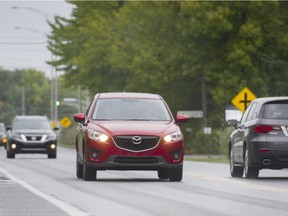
{"left": 231, "top": 104, "right": 254, "bottom": 162}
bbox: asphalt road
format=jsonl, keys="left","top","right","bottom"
{"left": 1, "top": 147, "right": 288, "bottom": 216}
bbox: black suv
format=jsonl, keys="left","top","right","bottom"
{"left": 228, "top": 97, "right": 288, "bottom": 178}
{"left": 6, "top": 115, "right": 58, "bottom": 159}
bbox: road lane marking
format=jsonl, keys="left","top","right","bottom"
{"left": 185, "top": 172, "right": 288, "bottom": 193}
{"left": 0, "top": 167, "right": 87, "bottom": 216}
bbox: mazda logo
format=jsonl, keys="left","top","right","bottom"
{"left": 132, "top": 136, "right": 142, "bottom": 145}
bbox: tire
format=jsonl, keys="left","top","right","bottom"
{"left": 157, "top": 169, "right": 169, "bottom": 180}
{"left": 48, "top": 153, "right": 57, "bottom": 159}
{"left": 76, "top": 154, "right": 83, "bottom": 179}
{"left": 244, "top": 148, "right": 259, "bottom": 179}
{"left": 7, "top": 152, "right": 15, "bottom": 159}
{"left": 229, "top": 147, "right": 243, "bottom": 178}
{"left": 83, "top": 147, "right": 97, "bottom": 181}
{"left": 83, "top": 162, "right": 97, "bottom": 181}
{"left": 169, "top": 167, "right": 183, "bottom": 182}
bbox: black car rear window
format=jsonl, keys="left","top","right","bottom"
{"left": 260, "top": 101, "right": 288, "bottom": 119}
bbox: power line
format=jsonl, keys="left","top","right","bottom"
{"left": 0, "top": 37, "right": 45, "bottom": 40}
{"left": 0, "top": 49, "right": 47, "bottom": 52}
{"left": 0, "top": 42, "right": 46, "bottom": 45}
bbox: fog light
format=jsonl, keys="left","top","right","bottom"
{"left": 91, "top": 149, "right": 100, "bottom": 159}
{"left": 171, "top": 150, "right": 181, "bottom": 160}
{"left": 50, "top": 144, "right": 56, "bottom": 149}
{"left": 11, "top": 144, "right": 17, "bottom": 149}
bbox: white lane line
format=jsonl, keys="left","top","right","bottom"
{"left": 0, "top": 167, "right": 88, "bottom": 216}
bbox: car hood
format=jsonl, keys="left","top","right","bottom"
{"left": 12, "top": 129, "right": 54, "bottom": 135}
{"left": 89, "top": 121, "right": 178, "bottom": 137}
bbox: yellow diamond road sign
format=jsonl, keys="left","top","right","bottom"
{"left": 231, "top": 87, "right": 257, "bottom": 112}
{"left": 60, "top": 117, "right": 72, "bottom": 128}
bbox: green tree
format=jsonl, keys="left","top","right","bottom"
{"left": 0, "top": 68, "right": 51, "bottom": 124}
{"left": 47, "top": 1, "right": 288, "bottom": 150}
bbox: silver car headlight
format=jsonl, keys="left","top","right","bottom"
{"left": 46, "top": 134, "right": 57, "bottom": 140}
{"left": 11, "top": 133, "right": 21, "bottom": 140}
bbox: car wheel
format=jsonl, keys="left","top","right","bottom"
{"left": 48, "top": 153, "right": 57, "bottom": 159}
{"left": 244, "top": 148, "right": 259, "bottom": 179}
{"left": 157, "top": 169, "right": 169, "bottom": 180}
{"left": 229, "top": 147, "right": 243, "bottom": 178}
{"left": 7, "top": 152, "right": 15, "bottom": 159}
{"left": 83, "top": 148, "right": 97, "bottom": 181}
{"left": 168, "top": 167, "right": 183, "bottom": 182}
{"left": 76, "top": 154, "right": 83, "bottom": 179}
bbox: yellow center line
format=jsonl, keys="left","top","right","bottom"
{"left": 185, "top": 172, "right": 288, "bottom": 193}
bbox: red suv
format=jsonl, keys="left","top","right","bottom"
{"left": 73, "top": 92, "right": 187, "bottom": 181}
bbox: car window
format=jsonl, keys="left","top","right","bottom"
{"left": 260, "top": 102, "right": 288, "bottom": 119}
{"left": 246, "top": 103, "right": 258, "bottom": 121}
{"left": 13, "top": 119, "right": 52, "bottom": 130}
{"left": 92, "top": 98, "right": 172, "bottom": 121}
{"left": 239, "top": 103, "right": 253, "bottom": 124}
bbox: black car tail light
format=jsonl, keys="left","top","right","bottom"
{"left": 254, "top": 125, "right": 281, "bottom": 133}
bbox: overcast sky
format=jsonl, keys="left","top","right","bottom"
{"left": 0, "top": 0, "right": 73, "bottom": 78}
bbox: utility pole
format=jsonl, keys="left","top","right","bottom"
{"left": 201, "top": 71, "right": 207, "bottom": 127}
{"left": 21, "top": 88, "right": 25, "bottom": 115}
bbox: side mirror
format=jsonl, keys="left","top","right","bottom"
{"left": 175, "top": 114, "right": 188, "bottom": 125}
{"left": 73, "top": 113, "right": 86, "bottom": 124}
{"left": 53, "top": 127, "right": 60, "bottom": 131}
{"left": 227, "top": 119, "right": 238, "bottom": 128}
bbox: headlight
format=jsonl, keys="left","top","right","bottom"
{"left": 88, "top": 130, "right": 109, "bottom": 142}
{"left": 10, "top": 133, "right": 21, "bottom": 140}
{"left": 46, "top": 134, "right": 57, "bottom": 140}
{"left": 164, "top": 130, "right": 182, "bottom": 143}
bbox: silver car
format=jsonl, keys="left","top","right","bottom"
{"left": 227, "top": 97, "right": 288, "bottom": 178}
{"left": 0, "top": 123, "right": 7, "bottom": 147}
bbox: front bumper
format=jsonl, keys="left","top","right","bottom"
{"left": 83, "top": 155, "right": 183, "bottom": 171}
{"left": 81, "top": 137, "right": 184, "bottom": 171}
{"left": 7, "top": 138, "right": 57, "bottom": 154}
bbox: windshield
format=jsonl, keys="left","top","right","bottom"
{"left": 93, "top": 98, "right": 172, "bottom": 121}
{"left": 260, "top": 102, "right": 288, "bottom": 119}
{"left": 13, "top": 119, "right": 52, "bottom": 130}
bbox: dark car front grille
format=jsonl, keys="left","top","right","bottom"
{"left": 114, "top": 156, "right": 159, "bottom": 164}
{"left": 113, "top": 135, "right": 160, "bottom": 152}
{"left": 26, "top": 135, "right": 42, "bottom": 141}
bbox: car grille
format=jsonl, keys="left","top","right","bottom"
{"left": 114, "top": 156, "right": 159, "bottom": 164}
{"left": 113, "top": 135, "right": 160, "bottom": 152}
{"left": 25, "top": 135, "right": 42, "bottom": 141}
